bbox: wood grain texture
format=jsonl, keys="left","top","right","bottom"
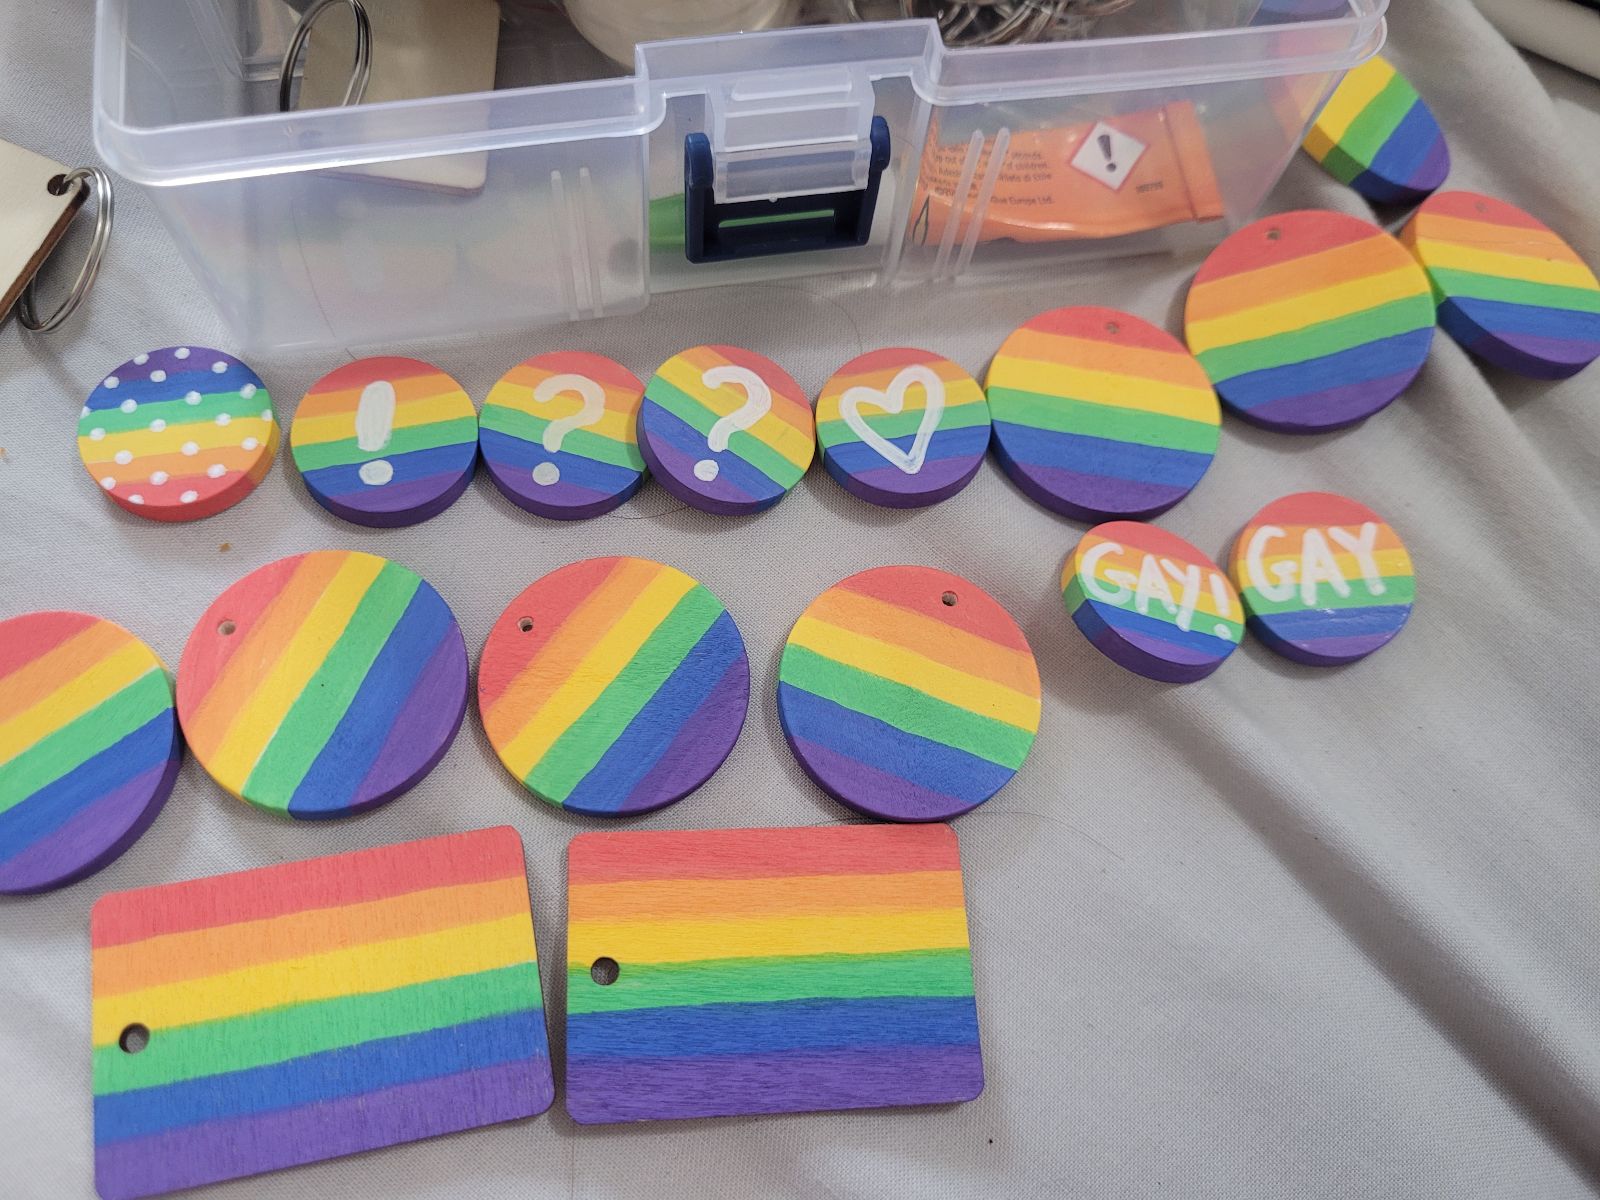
{"left": 0, "top": 612, "right": 179, "bottom": 895}
{"left": 90, "top": 826, "right": 554, "bottom": 1200}
{"left": 290, "top": 356, "right": 478, "bottom": 527}
{"left": 1229, "top": 491, "right": 1415, "bottom": 666}
{"left": 478, "top": 557, "right": 749, "bottom": 817}
{"left": 478, "top": 351, "right": 648, "bottom": 519}
{"left": 815, "top": 348, "right": 990, "bottom": 509}
{"left": 77, "top": 347, "right": 278, "bottom": 521}
{"left": 1063, "top": 522, "right": 1243, "bottom": 683}
{"left": 564, "top": 823, "right": 983, "bottom": 1124}
{"left": 1403, "top": 190, "right": 1600, "bottom": 379}
{"left": 1185, "top": 211, "right": 1436, "bottom": 432}
{"left": 175, "top": 550, "right": 468, "bottom": 818}
{"left": 1303, "top": 56, "right": 1450, "bottom": 205}
{"left": 777, "top": 566, "right": 1040, "bottom": 822}
{"left": 987, "top": 306, "right": 1220, "bottom": 520}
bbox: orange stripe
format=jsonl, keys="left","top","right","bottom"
{"left": 298, "top": 373, "right": 458, "bottom": 419}
{"left": 0, "top": 622, "right": 130, "bottom": 724}
{"left": 80, "top": 447, "right": 263, "bottom": 478}
{"left": 994, "top": 328, "right": 1205, "bottom": 388}
{"left": 822, "top": 361, "right": 983, "bottom": 396}
{"left": 679, "top": 345, "right": 811, "bottom": 434}
{"left": 1418, "top": 212, "right": 1584, "bottom": 265}
{"left": 1243, "top": 521, "right": 1407, "bottom": 552}
{"left": 570, "top": 870, "right": 965, "bottom": 923}
{"left": 498, "top": 366, "right": 641, "bottom": 416}
{"left": 1186, "top": 234, "right": 1400, "bottom": 322}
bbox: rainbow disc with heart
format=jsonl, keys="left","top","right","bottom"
{"left": 1403, "top": 191, "right": 1600, "bottom": 379}
{"left": 1185, "top": 211, "right": 1436, "bottom": 432}
{"left": 637, "top": 345, "right": 814, "bottom": 516}
{"left": 1230, "top": 492, "right": 1415, "bottom": 666}
{"left": 778, "top": 566, "right": 1041, "bottom": 822}
{"left": 815, "top": 348, "right": 990, "bottom": 509}
{"left": 987, "top": 307, "right": 1220, "bottom": 520}
{"left": 1303, "top": 56, "right": 1450, "bottom": 206}
{"left": 479, "top": 351, "right": 648, "bottom": 519}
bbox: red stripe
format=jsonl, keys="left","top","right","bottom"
{"left": 528, "top": 351, "right": 644, "bottom": 395}
{"left": 1193, "top": 211, "right": 1382, "bottom": 285}
{"left": 90, "top": 827, "right": 526, "bottom": 948}
{"left": 835, "top": 566, "right": 1032, "bottom": 655}
{"left": 1248, "top": 491, "right": 1385, "bottom": 529}
{"left": 307, "top": 355, "right": 453, "bottom": 394}
{"left": 1022, "top": 306, "right": 1187, "bottom": 354}
{"left": 475, "top": 556, "right": 626, "bottom": 711}
{"left": 1422, "top": 191, "right": 1550, "bottom": 232}
{"left": 0, "top": 611, "right": 99, "bottom": 680}
{"left": 1086, "top": 521, "right": 1217, "bottom": 566}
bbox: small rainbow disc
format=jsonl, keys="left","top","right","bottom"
{"left": 1303, "top": 56, "right": 1450, "bottom": 206}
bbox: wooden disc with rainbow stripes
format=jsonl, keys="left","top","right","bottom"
{"left": 176, "top": 551, "right": 469, "bottom": 819}
{"left": 815, "top": 348, "right": 990, "bottom": 509}
{"left": 1303, "top": 56, "right": 1450, "bottom": 206}
{"left": 1403, "top": 191, "right": 1600, "bottom": 380}
{"left": 638, "top": 345, "right": 814, "bottom": 515}
{"left": 0, "top": 613, "right": 180, "bottom": 895}
{"left": 986, "top": 306, "right": 1220, "bottom": 521}
{"left": 1186, "top": 211, "right": 1436, "bottom": 433}
{"left": 78, "top": 346, "right": 277, "bottom": 521}
{"left": 1230, "top": 492, "right": 1415, "bottom": 666}
{"left": 777, "top": 566, "right": 1040, "bottom": 822}
{"left": 479, "top": 351, "right": 648, "bottom": 519}
{"left": 1063, "top": 522, "right": 1243, "bottom": 683}
{"left": 478, "top": 557, "right": 749, "bottom": 817}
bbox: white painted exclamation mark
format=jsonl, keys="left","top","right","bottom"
{"left": 356, "top": 379, "right": 396, "bottom": 486}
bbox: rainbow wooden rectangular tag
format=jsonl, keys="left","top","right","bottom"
{"left": 91, "top": 827, "right": 553, "bottom": 1200}
{"left": 565, "top": 823, "right": 984, "bottom": 1123}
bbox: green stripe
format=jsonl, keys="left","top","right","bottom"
{"left": 241, "top": 564, "right": 420, "bottom": 807}
{"left": 778, "top": 644, "right": 1033, "bottom": 769}
{"left": 567, "top": 949, "right": 973, "bottom": 1016}
{"left": 1063, "top": 576, "right": 1245, "bottom": 641}
{"left": 1198, "top": 294, "right": 1434, "bottom": 382}
{"left": 985, "top": 387, "right": 1219, "bottom": 454}
{"left": 0, "top": 670, "right": 170, "bottom": 814}
{"left": 645, "top": 377, "right": 804, "bottom": 489}
{"left": 290, "top": 417, "right": 477, "bottom": 472}
{"left": 1242, "top": 573, "right": 1414, "bottom": 616}
{"left": 1328, "top": 73, "right": 1417, "bottom": 172}
{"left": 79, "top": 390, "right": 269, "bottom": 437}
{"left": 479, "top": 404, "right": 644, "bottom": 470}
{"left": 93, "top": 962, "right": 539, "bottom": 1096}
{"left": 1427, "top": 267, "right": 1600, "bottom": 315}
{"left": 533, "top": 586, "right": 726, "bottom": 802}
{"left": 816, "top": 399, "right": 989, "bottom": 449}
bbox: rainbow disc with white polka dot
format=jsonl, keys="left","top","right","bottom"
{"left": 78, "top": 347, "right": 279, "bottom": 522}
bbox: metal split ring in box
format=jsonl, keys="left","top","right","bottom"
{"left": 18, "top": 167, "right": 114, "bottom": 334}
{"left": 278, "top": 0, "right": 373, "bottom": 112}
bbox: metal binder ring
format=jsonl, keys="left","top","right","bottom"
{"left": 18, "top": 167, "right": 113, "bottom": 334}
{"left": 277, "top": 0, "right": 373, "bottom": 113}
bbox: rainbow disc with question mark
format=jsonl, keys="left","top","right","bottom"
{"left": 479, "top": 352, "right": 649, "bottom": 519}
{"left": 637, "top": 345, "right": 814, "bottom": 516}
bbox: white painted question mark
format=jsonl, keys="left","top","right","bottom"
{"left": 531, "top": 373, "right": 607, "bottom": 486}
{"left": 694, "top": 365, "right": 773, "bottom": 483}
{"left": 355, "top": 379, "right": 397, "bottom": 486}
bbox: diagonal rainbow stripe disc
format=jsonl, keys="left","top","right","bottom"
{"left": 1303, "top": 56, "right": 1450, "bottom": 206}
{"left": 177, "top": 551, "right": 469, "bottom": 819}
{"left": 1403, "top": 190, "right": 1600, "bottom": 380}
{"left": 0, "top": 612, "right": 180, "bottom": 895}
{"left": 1186, "top": 210, "right": 1436, "bottom": 432}
{"left": 778, "top": 566, "right": 1041, "bottom": 822}
{"left": 478, "top": 557, "right": 749, "bottom": 817}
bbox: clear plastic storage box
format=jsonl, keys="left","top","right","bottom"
{"left": 92, "top": 1, "right": 1387, "bottom": 349}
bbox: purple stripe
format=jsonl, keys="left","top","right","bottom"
{"left": 786, "top": 735, "right": 973, "bottom": 821}
{"left": 1001, "top": 460, "right": 1190, "bottom": 520}
{"left": 567, "top": 1043, "right": 983, "bottom": 1124}
{"left": 353, "top": 631, "right": 469, "bottom": 804}
{"left": 619, "top": 655, "right": 749, "bottom": 813}
{"left": 833, "top": 453, "right": 985, "bottom": 508}
{"left": 318, "top": 470, "right": 474, "bottom": 529}
{"left": 1255, "top": 628, "right": 1399, "bottom": 666}
{"left": 1235, "top": 367, "right": 1420, "bottom": 433}
{"left": 95, "top": 1060, "right": 550, "bottom": 1200}
{"left": 1087, "top": 627, "right": 1220, "bottom": 685}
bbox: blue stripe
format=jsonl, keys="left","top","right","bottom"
{"left": 990, "top": 423, "right": 1213, "bottom": 487}
{"left": 1445, "top": 297, "right": 1600, "bottom": 340}
{"left": 569, "top": 996, "right": 980, "bottom": 1060}
{"left": 1362, "top": 100, "right": 1444, "bottom": 196}
{"left": 640, "top": 399, "right": 782, "bottom": 503}
{"left": 86, "top": 363, "right": 263, "bottom": 410}
{"left": 776, "top": 684, "right": 1012, "bottom": 803}
{"left": 1215, "top": 328, "right": 1434, "bottom": 408}
{"left": 1251, "top": 603, "right": 1411, "bottom": 640}
{"left": 94, "top": 1010, "right": 543, "bottom": 1144}
{"left": 477, "top": 428, "right": 643, "bottom": 495}
{"left": 300, "top": 441, "right": 476, "bottom": 501}
{"left": 1072, "top": 597, "right": 1236, "bottom": 660}
{"left": 287, "top": 587, "right": 458, "bottom": 817}
{"left": 823, "top": 424, "right": 990, "bottom": 476}
{"left": 560, "top": 612, "right": 746, "bottom": 815}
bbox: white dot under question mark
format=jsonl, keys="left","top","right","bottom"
{"left": 695, "top": 365, "right": 773, "bottom": 483}
{"left": 530, "top": 373, "right": 607, "bottom": 486}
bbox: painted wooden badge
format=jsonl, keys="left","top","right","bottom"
{"left": 986, "top": 306, "right": 1220, "bottom": 520}
{"left": 479, "top": 351, "right": 648, "bottom": 519}
{"left": 1403, "top": 191, "right": 1600, "bottom": 379}
{"left": 290, "top": 356, "right": 478, "bottom": 527}
{"left": 0, "top": 613, "right": 180, "bottom": 896}
{"left": 90, "top": 826, "right": 554, "bottom": 1200}
{"left": 1185, "top": 211, "right": 1436, "bottom": 432}
{"left": 778, "top": 566, "right": 1040, "bottom": 822}
{"left": 78, "top": 347, "right": 278, "bottom": 521}
{"left": 637, "top": 345, "right": 814, "bottom": 515}
{"left": 479, "top": 557, "right": 749, "bottom": 817}
{"left": 1230, "top": 491, "right": 1415, "bottom": 666}
{"left": 565, "top": 823, "right": 983, "bottom": 1123}
{"left": 1303, "top": 56, "right": 1450, "bottom": 205}
{"left": 176, "top": 550, "right": 468, "bottom": 819}
{"left": 1063, "top": 522, "right": 1243, "bottom": 683}
{"left": 815, "top": 348, "right": 990, "bottom": 508}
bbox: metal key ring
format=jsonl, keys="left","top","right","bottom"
{"left": 18, "top": 167, "right": 113, "bottom": 334}
{"left": 277, "top": 0, "right": 373, "bottom": 113}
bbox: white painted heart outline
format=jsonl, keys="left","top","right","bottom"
{"left": 839, "top": 364, "right": 946, "bottom": 476}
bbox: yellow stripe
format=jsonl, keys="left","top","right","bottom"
{"left": 1416, "top": 238, "right": 1600, "bottom": 291}
{"left": 496, "top": 568, "right": 697, "bottom": 778}
{"left": 986, "top": 356, "right": 1219, "bottom": 422}
{"left": 79, "top": 415, "right": 276, "bottom": 463}
{"left": 1251, "top": 546, "right": 1414, "bottom": 580}
{"left": 656, "top": 356, "right": 813, "bottom": 471}
{"left": 292, "top": 394, "right": 471, "bottom": 448}
{"left": 1304, "top": 57, "right": 1395, "bottom": 159}
{"left": 789, "top": 615, "right": 1040, "bottom": 731}
{"left": 1186, "top": 264, "right": 1427, "bottom": 353}
{"left": 201, "top": 554, "right": 386, "bottom": 795}
{"left": 91, "top": 914, "right": 532, "bottom": 1046}
{"left": 567, "top": 907, "right": 970, "bottom": 967}
{"left": 0, "top": 647, "right": 159, "bottom": 766}
{"left": 484, "top": 389, "right": 638, "bottom": 445}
